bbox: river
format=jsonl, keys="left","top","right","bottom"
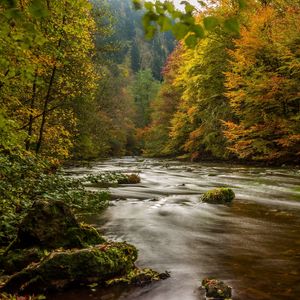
{"left": 52, "top": 157, "right": 300, "bottom": 300}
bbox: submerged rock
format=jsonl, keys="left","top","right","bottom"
{"left": 202, "top": 278, "right": 232, "bottom": 300}
{"left": 1, "top": 242, "right": 138, "bottom": 294}
{"left": 201, "top": 188, "right": 235, "bottom": 204}
{"left": 6, "top": 199, "right": 105, "bottom": 251}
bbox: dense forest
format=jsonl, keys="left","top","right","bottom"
{"left": 1, "top": 0, "right": 299, "bottom": 165}
{"left": 0, "top": 0, "right": 300, "bottom": 299}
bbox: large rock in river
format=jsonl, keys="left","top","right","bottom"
{"left": 7, "top": 199, "right": 105, "bottom": 250}
{"left": 0, "top": 199, "right": 168, "bottom": 294}
{"left": 201, "top": 188, "right": 235, "bottom": 204}
{"left": 1, "top": 199, "right": 105, "bottom": 274}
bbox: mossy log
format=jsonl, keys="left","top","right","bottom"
{"left": 201, "top": 188, "right": 235, "bottom": 204}
{"left": 1, "top": 242, "right": 138, "bottom": 294}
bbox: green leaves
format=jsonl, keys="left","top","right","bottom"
{"left": 185, "top": 34, "right": 198, "bottom": 48}
{"left": 237, "top": 0, "right": 247, "bottom": 9}
{"left": 132, "top": 0, "right": 142, "bottom": 10}
{"left": 182, "top": 2, "right": 195, "bottom": 14}
{"left": 132, "top": 0, "right": 243, "bottom": 48}
{"left": 172, "top": 23, "right": 190, "bottom": 40}
{"left": 224, "top": 17, "right": 240, "bottom": 34}
{"left": 160, "top": 16, "right": 172, "bottom": 31}
{"left": 203, "top": 16, "right": 219, "bottom": 31}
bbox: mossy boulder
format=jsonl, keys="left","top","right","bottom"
{"left": 7, "top": 199, "right": 105, "bottom": 251}
{"left": 0, "top": 199, "right": 168, "bottom": 295}
{"left": 0, "top": 199, "right": 105, "bottom": 275}
{"left": 201, "top": 188, "right": 235, "bottom": 204}
{"left": 202, "top": 278, "right": 232, "bottom": 299}
{"left": 1, "top": 242, "right": 138, "bottom": 294}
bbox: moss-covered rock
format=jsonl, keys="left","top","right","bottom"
{"left": 0, "top": 199, "right": 106, "bottom": 275}
{"left": 201, "top": 188, "right": 235, "bottom": 204}
{"left": 1, "top": 242, "right": 138, "bottom": 294}
{"left": 202, "top": 278, "right": 232, "bottom": 299}
{"left": 0, "top": 199, "right": 168, "bottom": 295}
{"left": 106, "top": 268, "right": 170, "bottom": 286}
{"left": 85, "top": 172, "right": 140, "bottom": 187}
{"left": 0, "top": 248, "right": 45, "bottom": 275}
{"left": 6, "top": 199, "right": 105, "bottom": 251}
{"left": 117, "top": 174, "right": 141, "bottom": 184}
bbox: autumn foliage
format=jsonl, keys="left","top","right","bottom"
{"left": 142, "top": 0, "right": 300, "bottom": 164}
{"left": 224, "top": 4, "right": 300, "bottom": 162}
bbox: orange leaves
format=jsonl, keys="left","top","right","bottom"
{"left": 223, "top": 3, "right": 300, "bottom": 162}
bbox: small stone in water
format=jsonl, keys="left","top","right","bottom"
{"left": 202, "top": 278, "right": 232, "bottom": 300}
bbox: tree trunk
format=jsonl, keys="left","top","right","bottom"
{"left": 35, "top": 64, "right": 57, "bottom": 154}
{"left": 26, "top": 70, "right": 38, "bottom": 151}
{"left": 35, "top": 10, "right": 65, "bottom": 154}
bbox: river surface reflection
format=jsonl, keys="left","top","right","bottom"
{"left": 52, "top": 157, "right": 300, "bottom": 300}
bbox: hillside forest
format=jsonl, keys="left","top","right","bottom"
{"left": 1, "top": 0, "right": 299, "bottom": 165}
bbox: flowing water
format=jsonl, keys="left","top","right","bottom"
{"left": 53, "top": 157, "right": 300, "bottom": 300}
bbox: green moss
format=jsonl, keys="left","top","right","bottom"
{"left": 0, "top": 199, "right": 107, "bottom": 277}
{"left": 66, "top": 224, "right": 106, "bottom": 249}
{"left": 106, "top": 268, "right": 170, "bottom": 286}
{"left": 7, "top": 199, "right": 105, "bottom": 251}
{"left": 0, "top": 248, "right": 45, "bottom": 275}
{"left": 0, "top": 199, "right": 168, "bottom": 295}
{"left": 85, "top": 172, "right": 141, "bottom": 187}
{"left": 201, "top": 188, "right": 235, "bottom": 204}
{"left": 1, "top": 242, "right": 138, "bottom": 294}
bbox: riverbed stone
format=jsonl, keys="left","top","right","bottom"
{"left": 118, "top": 174, "right": 141, "bottom": 184}
{"left": 202, "top": 278, "right": 232, "bottom": 299}
{"left": 201, "top": 188, "right": 235, "bottom": 204}
{"left": 6, "top": 198, "right": 105, "bottom": 251}
{"left": 1, "top": 242, "right": 138, "bottom": 294}
{"left": 106, "top": 267, "right": 170, "bottom": 286}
